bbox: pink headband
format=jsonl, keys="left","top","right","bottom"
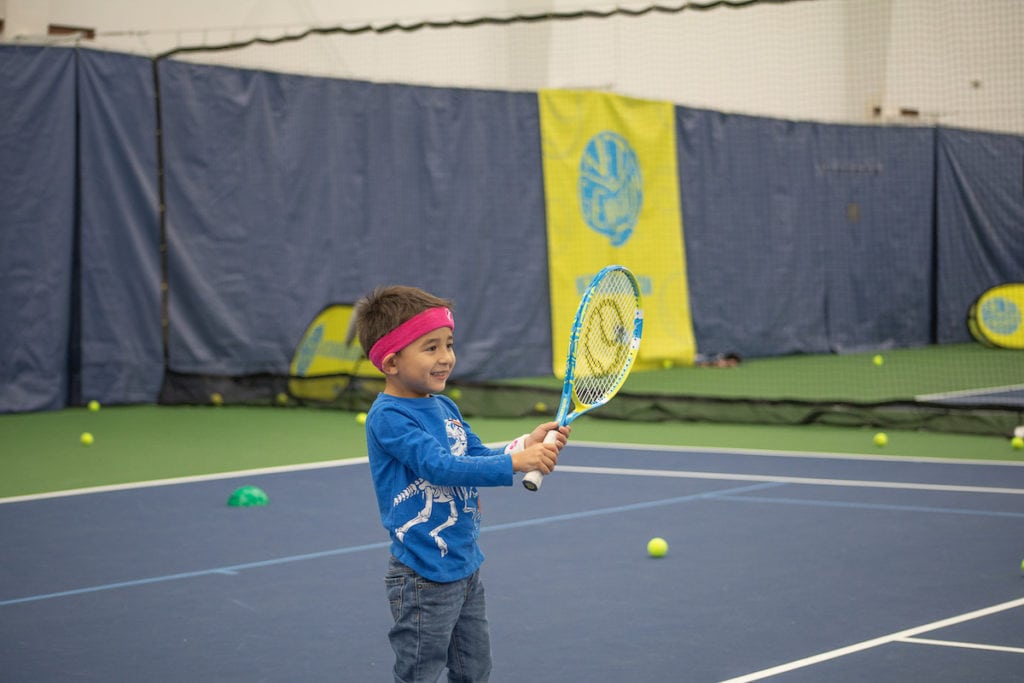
{"left": 368, "top": 307, "right": 454, "bottom": 371}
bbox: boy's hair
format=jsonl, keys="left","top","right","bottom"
{"left": 350, "top": 285, "right": 454, "bottom": 356}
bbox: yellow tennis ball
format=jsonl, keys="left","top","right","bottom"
{"left": 448, "top": 388, "right": 462, "bottom": 400}
{"left": 275, "top": 392, "right": 289, "bottom": 406}
{"left": 210, "top": 392, "right": 223, "bottom": 406}
{"left": 534, "top": 402, "right": 548, "bottom": 413}
{"left": 873, "top": 432, "right": 888, "bottom": 447}
{"left": 80, "top": 432, "right": 94, "bottom": 446}
{"left": 355, "top": 412, "right": 367, "bottom": 425}
{"left": 872, "top": 354, "right": 884, "bottom": 366}
{"left": 661, "top": 359, "right": 674, "bottom": 369}
{"left": 87, "top": 400, "right": 101, "bottom": 412}
{"left": 647, "top": 537, "right": 669, "bottom": 558}
{"left": 1012, "top": 436, "right": 1024, "bottom": 450}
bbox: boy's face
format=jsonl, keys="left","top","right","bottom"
{"left": 381, "top": 326, "right": 455, "bottom": 398}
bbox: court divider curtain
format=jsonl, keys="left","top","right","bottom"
{"left": 0, "top": 46, "right": 76, "bottom": 413}
{"left": 677, "top": 107, "right": 936, "bottom": 358}
{"left": 4, "top": 44, "right": 1024, "bottom": 413}
{"left": 935, "top": 127, "right": 1024, "bottom": 344}
{"left": 77, "top": 49, "right": 164, "bottom": 405}
{"left": 677, "top": 108, "right": 827, "bottom": 359}
{"left": 158, "top": 60, "right": 550, "bottom": 382}
{"left": 814, "top": 123, "right": 934, "bottom": 353}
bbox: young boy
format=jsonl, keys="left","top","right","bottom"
{"left": 352, "top": 285, "right": 569, "bottom": 683}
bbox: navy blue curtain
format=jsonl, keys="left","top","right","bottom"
{"left": 77, "top": 49, "right": 163, "bottom": 404}
{"left": 935, "top": 127, "right": 1024, "bottom": 343}
{"left": 678, "top": 108, "right": 935, "bottom": 358}
{"left": 814, "top": 123, "right": 934, "bottom": 353}
{"left": 0, "top": 46, "right": 77, "bottom": 412}
{"left": 678, "top": 109, "right": 826, "bottom": 358}
{"left": 158, "top": 61, "right": 549, "bottom": 381}
{"left": 2, "top": 46, "right": 1022, "bottom": 413}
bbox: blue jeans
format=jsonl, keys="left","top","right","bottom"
{"left": 384, "top": 556, "right": 492, "bottom": 683}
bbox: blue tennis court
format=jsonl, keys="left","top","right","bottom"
{"left": 3, "top": 443, "right": 1023, "bottom": 682}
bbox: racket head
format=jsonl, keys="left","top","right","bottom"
{"left": 524, "top": 265, "right": 642, "bottom": 492}
{"left": 558, "top": 265, "right": 643, "bottom": 425}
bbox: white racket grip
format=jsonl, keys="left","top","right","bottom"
{"left": 522, "top": 429, "right": 559, "bottom": 491}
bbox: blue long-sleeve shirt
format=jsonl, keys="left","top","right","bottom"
{"left": 365, "top": 393, "right": 515, "bottom": 582}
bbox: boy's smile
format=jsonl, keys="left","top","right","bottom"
{"left": 382, "top": 326, "right": 455, "bottom": 398}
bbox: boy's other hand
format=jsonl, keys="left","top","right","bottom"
{"left": 527, "top": 421, "right": 570, "bottom": 450}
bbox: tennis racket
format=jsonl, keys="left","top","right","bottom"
{"left": 523, "top": 265, "right": 643, "bottom": 491}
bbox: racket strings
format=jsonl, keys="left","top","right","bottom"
{"left": 573, "top": 272, "right": 639, "bottom": 406}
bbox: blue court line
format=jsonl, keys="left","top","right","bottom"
{"left": 0, "top": 481, "right": 779, "bottom": 608}
{"left": 716, "top": 494, "right": 1024, "bottom": 519}
{"left": 483, "top": 481, "right": 783, "bottom": 532}
{"left": 0, "top": 542, "right": 392, "bottom": 607}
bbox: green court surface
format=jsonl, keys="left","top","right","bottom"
{"left": 1, "top": 405, "right": 1021, "bottom": 499}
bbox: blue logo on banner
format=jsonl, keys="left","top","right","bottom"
{"left": 981, "top": 297, "right": 1021, "bottom": 335}
{"left": 578, "top": 131, "right": 643, "bottom": 246}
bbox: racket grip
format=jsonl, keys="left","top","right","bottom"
{"left": 522, "top": 430, "right": 559, "bottom": 492}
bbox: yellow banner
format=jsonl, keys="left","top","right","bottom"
{"left": 539, "top": 90, "right": 695, "bottom": 374}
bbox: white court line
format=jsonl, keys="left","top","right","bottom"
{"left": 917, "top": 383, "right": 1024, "bottom": 402}
{"left": 556, "top": 464, "right": 1024, "bottom": 495}
{"left": 564, "top": 441, "right": 1024, "bottom": 467}
{"left": 898, "top": 636, "right": 1024, "bottom": 655}
{"left": 0, "top": 457, "right": 369, "bottom": 504}
{"left": 4, "top": 438, "right": 1024, "bottom": 504}
{"left": 720, "top": 596, "right": 1024, "bottom": 683}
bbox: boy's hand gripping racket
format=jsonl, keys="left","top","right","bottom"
{"left": 523, "top": 265, "right": 643, "bottom": 491}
